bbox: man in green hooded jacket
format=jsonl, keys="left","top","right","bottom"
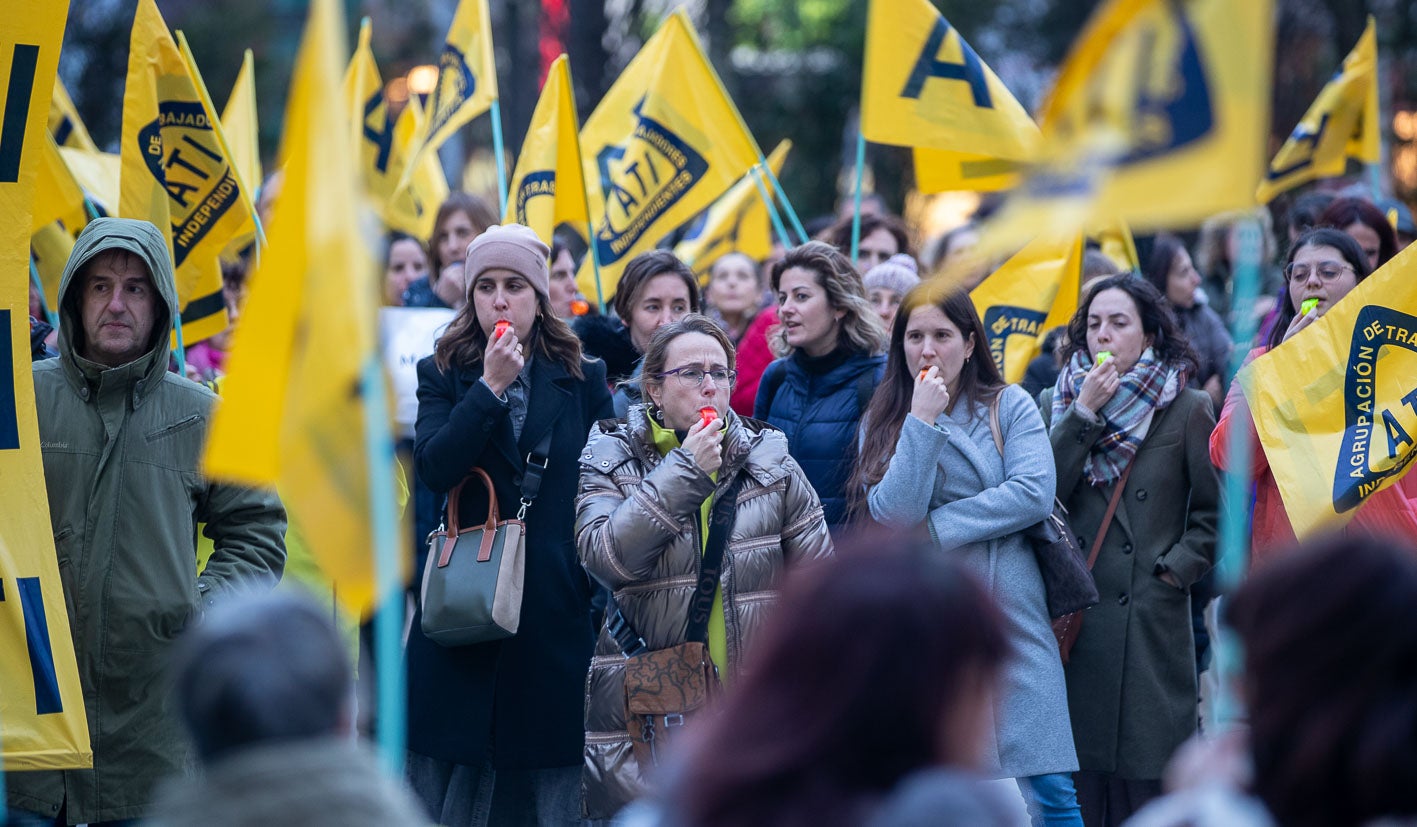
{"left": 7, "top": 218, "right": 287, "bottom": 826}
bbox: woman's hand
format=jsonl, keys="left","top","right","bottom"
{"left": 1281, "top": 304, "right": 1319, "bottom": 344}
{"left": 682, "top": 416, "right": 724, "bottom": 476}
{"left": 910, "top": 367, "right": 950, "bottom": 424}
{"left": 1077, "top": 357, "right": 1120, "bottom": 413}
{"left": 483, "top": 329, "right": 524, "bottom": 397}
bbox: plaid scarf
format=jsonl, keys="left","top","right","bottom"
{"left": 1051, "top": 347, "right": 1184, "bottom": 486}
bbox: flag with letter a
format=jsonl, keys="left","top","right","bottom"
{"left": 1, "top": 0, "right": 93, "bottom": 772}
{"left": 968, "top": 235, "right": 1082, "bottom": 384}
{"left": 504, "top": 54, "right": 589, "bottom": 246}
{"left": 983, "top": 0, "right": 1273, "bottom": 246}
{"left": 119, "top": 0, "right": 257, "bottom": 344}
{"left": 206, "top": 0, "right": 400, "bottom": 618}
{"left": 862, "top": 0, "right": 1038, "bottom": 192}
{"left": 1243, "top": 244, "right": 1417, "bottom": 539}
{"left": 577, "top": 9, "right": 762, "bottom": 301}
{"left": 1257, "top": 17, "right": 1379, "bottom": 204}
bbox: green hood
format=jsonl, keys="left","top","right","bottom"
{"left": 57, "top": 217, "right": 178, "bottom": 388}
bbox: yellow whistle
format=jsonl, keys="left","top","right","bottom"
{"left": 1301, "top": 298, "right": 1319, "bottom": 315}
{"left": 1095, "top": 351, "right": 1112, "bottom": 365}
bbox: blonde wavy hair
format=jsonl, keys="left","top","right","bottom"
{"left": 768, "top": 241, "right": 888, "bottom": 357}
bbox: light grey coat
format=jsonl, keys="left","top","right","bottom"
{"left": 867, "top": 384, "right": 1078, "bottom": 779}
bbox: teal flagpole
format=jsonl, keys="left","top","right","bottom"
{"left": 850, "top": 133, "right": 866, "bottom": 264}
{"left": 490, "top": 99, "right": 509, "bottom": 217}
{"left": 30, "top": 258, "right": 59, "bottom": 328}
{"left": 755, "top": 156, "right": 808, "bottom": 244}
{"left": 750, "top": 165, "right": 794, "bottom": 249}
{"left": 172, "top": 312, "right": 187, "bottom": 376}
{"left": 362, "top": 356, "right": 406, "bottom": 774}
{"left": 1212, "top": 218, "right": 1262, "bottom": 728}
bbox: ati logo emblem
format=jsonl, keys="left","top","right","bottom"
{"left": 137, "top": 100, "right": 239, "bottom": 269}
{"left": 983, "top": 305, "right": 1046, "bottom": 372}
{"left": 513, "top": 170, "right": 556, "bottom": 226}
{"left": 426, "top": 44, "right": 475, "bottom": 140}
{"left": 1334, "top": 306, "right": 1417, "bottom": 512}
{"left": 594, "top": 102, "right": 708, "bottom": 264}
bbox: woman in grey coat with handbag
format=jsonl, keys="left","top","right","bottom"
{"left": 850, "top": 287, "right": 1081, "bottom": 827}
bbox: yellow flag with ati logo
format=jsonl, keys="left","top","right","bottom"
{"left": 119, "top": 0, "right": 257, "bottom": 344}
{"left": 862, "top": 0, "right": 1038, "bottom": 173}
{"left": 968, "top": 235, "right": 1082, "bottom": 384}
{"left": 504, "top": 54, "right": 589, "bottom": 247}
{"left": 401, "top": 0, "right": 498, "bottom": 188}
{"left": 1257, "top": 17, "right": 1379, "bottom": 204}
{"left": 577, "top": 9, "right": 762, "bottom": 301}
{"left": 982, "top": 0, "right": 1273, "bottom": 247}
{"left": 346, "top": 19, "right": 449, "bottom": 241}
{"left": 674, "top": 140, "right": 791, "bottom": 284}
{"left": 0, "top": 0, "right": 94, "bottom": 772}
{"left": 1243, "top": 244, "right": 1417, "bottom": 539}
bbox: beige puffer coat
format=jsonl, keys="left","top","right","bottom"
{"left": 575, "top": 406, "right": 833, "bottom": 818}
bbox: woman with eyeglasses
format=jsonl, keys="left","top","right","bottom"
{"left": 575, "top": 314, "right": 834, "bottom": 820}
{"left": 1211, "top": 227, "right": 1417, "bottom": 564}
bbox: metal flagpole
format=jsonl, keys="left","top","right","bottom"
{"left": 362, "top": 356, "right": 406, "bottom": 773}
{"left": 750, "top": 165, "right": 794, "bottom": 249}
{"left": 850, "top": 132, "right": 866, "bottom": 264}
{"left": 490, "top": 99, "right": 510, "bottom": 217}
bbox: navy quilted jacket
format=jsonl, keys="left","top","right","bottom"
{"left": 754, "top": 348, "right": 885, "bottom": 532}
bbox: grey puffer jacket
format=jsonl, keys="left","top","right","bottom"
{"left": 574, "top": 406, "right": 833, "bottom": 818}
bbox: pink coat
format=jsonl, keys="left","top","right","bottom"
{"left": 730, "top": 306, "right": 779, "bottom": 416}
{"left": 1210, "top": 347, "right": 1417, "bottom": 566}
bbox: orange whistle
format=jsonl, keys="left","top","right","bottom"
{"left": 699, "top": 407, "right": 718, "bottom": 428}
{"left": 494, "top": 320, "right": 511, "bottom": 339}
{"left": 918, "top": 368, "right": 930, "bottom": 380}
{"left": 570, "top": 299, "right": 590, "bottom": 316}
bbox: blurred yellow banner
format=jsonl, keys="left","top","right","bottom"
{"left": 675, "top": 140, "right": 791, "bottom": 284}
{"left": 969, "top": 235, "right": 1082, "bottom": 383}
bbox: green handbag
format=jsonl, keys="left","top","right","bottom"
{"left": 420, "top": 467, "right": 527, "bottom": 646}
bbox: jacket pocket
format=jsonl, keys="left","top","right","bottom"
{"left": 145, "top": 414, "right": 203, "bottom": 442}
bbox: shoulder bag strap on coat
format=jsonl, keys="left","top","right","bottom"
{"left": 987, "top": 392, "right": 1005, "bottom": 456}
{"left": 516, "top": 428, "right": 555, "bottom": 519}
{"left": 685, "top": 473, "right": 745, "bottom": 645}
{"left": 1087, "top": 463, "right": 1133, "bottom": 570}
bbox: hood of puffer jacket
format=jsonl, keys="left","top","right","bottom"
{"left": 56, "top": 217, "right": 178, "bottom": 391}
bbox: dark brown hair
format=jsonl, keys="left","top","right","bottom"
{"left": 610, "top": 249, "right": 700, "bottom": 325}
{"left": 639, "top": 314, "right": 737, "bottom": 420}
{"left": 1320, "top": 196, "right": 1397, "bottom": 268}
{"left": 1227, "top": 533, "right": 1417, "bottom": 827}
{"left": 1062, "top": 274, "right": 1198, "bottom": 377}
{"left": 674, "top": 540, "right": 1008, "bottom": 827}
{"left": 1266, "top": 227, "right": 1371, "bottom": 350}
{"left": 432, "top": 287, "right": 585, "bottom": 379}
{"left": 847, "top": 285, "right": 1004, "bottom": 519}
{"left": 819, "top": 212, "right": 912, "bottom": 261}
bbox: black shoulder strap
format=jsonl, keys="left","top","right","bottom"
{"left": 686, "top": 473, "right": 745, "bottom": 644}
{"left": 516, "top": 428, "right": 555, "bottom": 519}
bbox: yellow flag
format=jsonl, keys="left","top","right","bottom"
{"left": 505, "top": 54, "right": 590, "bottom": 246}
{"left": 221, "top": 48, "right": 262, "bottom": 219}
{"left": 862, "top": 0, "right": 1038, "bottom": 163}
{"left": 577, "top": 9, "right": 763, "bottom": 301}
{"left": 57, "top": 146, "right": 120, "bottom": 215}
{"left": 48, "top": 76, "right": 96, "bottom": 151}
{"left": 913, "top": 147, "right": 1022, "bottom": 194}
{"left": 1, "top": 0, "right": 94, "bottom": 772}
{"left": 31, "top": 222, "right": 76, "bottom": 312}
{"left": 206, "top": 0, "right": 398, "bottom": 618}
{"left": 984, "top": 0, "right": 1273, "bottom": 245}
{"left": 31, "top": 132, "right": 87, "bottom": 233}
{"left": 1243, "top": 243, "right": 1417, "bottom": 538}
{"left": 1257, "top": 17, "right": 1379, "bottom": 204}
{"left": 346, "top": 19, "right": 448, "bottom": 241}
{"left": 120, "top": 0, "right": 258, "bottom": 344}
{"left": 969, "top": 235, "right": 1083, "bottom": 384}
{"left": 675, "top": 140, "right": 791, "bottom": 283}
{"left": 1092, "top": 217, "right": 1140, "bottom": 273}
{"left": 404, "top": 0, "right": 498, "bottom": 183}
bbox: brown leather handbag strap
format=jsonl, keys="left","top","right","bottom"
{"left": 437, "top": 468, "right": 501, "bottom": 566}
{"left": 1087, "top": 463, "right": 1133, "bottom": 570}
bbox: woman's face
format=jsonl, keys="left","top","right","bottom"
{"left": 644, "top": 331, "right": 731, "bottom": 431}
{"left": 903, "top": 305, "right": 973, "bottom": 398}
{"left": 1165, "top": 247, "right": 1201, "bottom": 309}
{"left": 1286, "top": 243, "right": 1360, "bottom": 317}
{"left": 706, "top": 254, "right": 759, "bottom": 318}
{"left": 628, "top": 273, "right": 692, "bottom": 353}
{"left": 870, "top": 288, "right": 904, "bottom": 329}
{"left": 1343, "top": 221, "right": 1382, "bottom": 270}
{"left": 471, "top": 268, "right": 539, "bottom": 342}
{"left": 548, "top": 249, "right": 578, "bottom": 318}
{"left": 435, "top": 209, "right": 478, "bottom": 272}
{"left": 777, "top": 266, "right": 844, "bottom": 358}
{"left": 857, "top": 226, "right": 900, "bottom": 272}
{"left": 385, "top": 238, "right": 428, "bottom": 305}
{"left": 1086, "top": 288, "right": 1151, "bottom": 374}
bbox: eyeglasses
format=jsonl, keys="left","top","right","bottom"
{"left": 1284, "top": 261, "right": 1355, "bottom": 284}
{"left": 655, "top": 366, "right": 737, "bottom": 388}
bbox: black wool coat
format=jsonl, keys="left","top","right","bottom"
{"left": 408, "top": 351, "right": 613, "bottom": 769}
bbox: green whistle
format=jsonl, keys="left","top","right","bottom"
{"left": 1301, "top": 298, "right": 1319, "bottom": 315}
{"left": 1095, "top": 351, "right": 1112, "bottom": 365}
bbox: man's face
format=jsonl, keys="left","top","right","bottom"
{"left": 80, "top": 252, "right": 159, "bottom": 367}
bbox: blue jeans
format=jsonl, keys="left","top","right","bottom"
{"left": 1019, "top": 772, "right": 1084, "bottom": 827}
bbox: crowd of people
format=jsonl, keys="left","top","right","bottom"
{"left": 15, "top": 178, "right": 1417, "bottom": 827}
